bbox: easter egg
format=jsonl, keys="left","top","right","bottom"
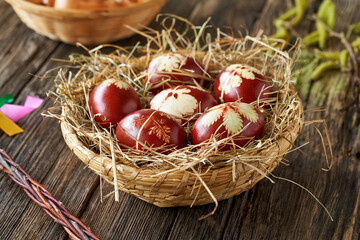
{"left": 149, "top": 85, "right": 218, "bottom": 122}
{"left": 116, "top": 109, "right": 186, "bottom": 153}
{"left": 146, "top": 53, "right": 206, "bottom": 94}
{"left": 191, "top": 102, "right": 264, "bottom": 150}
{"left": 214, "top": 64, "right": 273, "bottom": 104}
{"left": 89, "top": 78, "right": 141, "bottom": 128}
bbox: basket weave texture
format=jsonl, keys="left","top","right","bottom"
{"left": 5, "top": 0, "right": 167, "bottom": 45}
{"left": 61, "top": 109, "right": 302, "bottom": 207}
{"left": 58, "top": 49, "right": 304, "bottom": 207}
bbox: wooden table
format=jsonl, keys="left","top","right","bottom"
{"left": 1, "top": 0, "right": 359, "bottom": 239}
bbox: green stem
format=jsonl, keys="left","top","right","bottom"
{"left": 316, "top": 0, "right": 336, "bottom": 49}
{"left": 311, "top": 61, "right": 340, "bottom": 80}
{"left": 314, "top": 49, "right": 340, "bottom": 61}
{"left": 303, "top": 31, "right": 319, "bottom": 46}
{"left": 278, "top": 8, "right": 297, "bottom": 21}
{"left": 290, "top": 0, "right": 309, "bottom": 26}
{"left": 269, "top": 26, "right": 290, "bottom": 42}
{"left": 351, "top": 37, "right": 360, "bottom": 53}
{"left": 340, "top": 49, "right": 349, "bottom": 67}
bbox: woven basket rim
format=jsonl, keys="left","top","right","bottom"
{"left": 6, "top": 0, "right": 168, "bottom": 18}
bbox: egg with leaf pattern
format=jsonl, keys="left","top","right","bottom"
{"left": 191, "top": 102, "right": 264, "bottom": 150}
{"left": 146, "top": 53, "right": 206, "bottom": 94}
{"left": 116, "top": 109, "right": 186, "bottom": 153}
{"left": 149, "top": 85, "right": 218, "bottom": 122}
{"left": 214, "top": 64, "right": 273, "bottom": 105}
{"left": 89, "top": 78, "right": 141, "bottom": 128}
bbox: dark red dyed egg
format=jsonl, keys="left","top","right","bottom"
{"left": 88, "top": 79, "right": 141, "bottom": 128}
{"left": 191, "top": 102, "right": 264, "bottom": 150}
{"left": 149, "top": 85, "right": 218, "bottom": 122}
{"left": 116, "top": 109, "right": 186, "bottom": 153}
{"left": 214, "top": 64, "right": 273, "bottom": 104}
{"left": 146, "top": 53, "right": 206, "bottom": 94}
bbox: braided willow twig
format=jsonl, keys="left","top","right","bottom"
{"left": 0, "top": 149, "right": 101, "bottom": 240}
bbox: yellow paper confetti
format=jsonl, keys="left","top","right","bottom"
{"left": 0, "top": 112, "right": 24, "bottom": 136}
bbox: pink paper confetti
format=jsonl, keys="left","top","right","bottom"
{"left": 0, "top": 96, "right": 44, "bottom": 122}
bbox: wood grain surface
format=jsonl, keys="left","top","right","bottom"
{"left": 1, "top": 0, "right": 360, "bottom": 239}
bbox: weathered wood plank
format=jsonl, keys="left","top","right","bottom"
{"left": 161, "top": 1, "right": 269, "bottom": 240}
{"left": 74, "top": 1, "right": 211, "bottom": 239}
{"left": 0, "top": 3, "right": 59, "bottom": 101}
{"left": 188, "top": 0, "right": 267, "bottom": 32}
{"left": 221, "top": 0, "right": 360, "bottom": 239}
{"left": 166, "top": 199, "right": 234, "bottom": 240}
{"left": 0, "top": 0, "right": 360, "bottom": 239}
{"left": 220, "top": 108, "right": 359, "bottom": 239}
{"left": 78, "top": 2, "right": 270, "bottom": 240}
{"left": 78, "top": 184, "right": 178, "bottom": 240}
{"left": 0, "top": 15, "right": 93, "bottom": 238}
{"left": 0, "top": 1, "right": 204, "bottom": 239}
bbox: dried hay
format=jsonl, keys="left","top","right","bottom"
{"left": 44, "top": 16, "right": 305, "bottom": 217}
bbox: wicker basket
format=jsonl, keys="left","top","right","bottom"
{"left": 60, "top": 82, "right": 304, "bottom": 207}
{"left": 5, "top": 0, "right": 168, "bottom": 45}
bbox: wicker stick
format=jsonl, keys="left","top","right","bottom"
{"left": 0, "top": 149, "right": 101, "bottom": 240}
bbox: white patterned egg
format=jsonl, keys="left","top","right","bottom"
{"left": 149, "top": 85, "right": 217, "bottom": 122}
{"left": 146, "top": 53, "right": 206, "bottom": 94}
{"left": 214, "top": 64, "right": 273, "bottom": 104}
{"left": 191, "top": 102, "right": 264, "bottom": 150}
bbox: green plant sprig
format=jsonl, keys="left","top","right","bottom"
{"left": 277, "top": 0, "right": 309, "bottom": 27}
{"left": 269, "top": 0, "right": 309, "bottom": 45}
{"left": 313, "top": 16, "right": 360, "bottom": 115}
{"left": 271, "top": 0, "right": 359, "bottom": 117}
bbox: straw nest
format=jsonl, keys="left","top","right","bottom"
{"left": 6, "top": 0, "right": 168, "bottom": 45}
{"left": 45, "top": 17, "right": 304, "bottom": 214}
